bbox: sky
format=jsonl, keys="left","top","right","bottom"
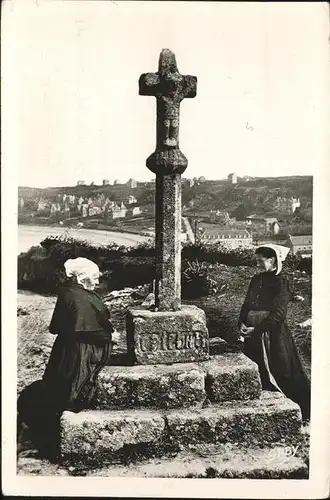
{"left": 3, "top": 1, "right": 329, "bottom": 187}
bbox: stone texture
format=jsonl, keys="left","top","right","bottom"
{"left": 202, "top": 353, "right": 262, "bottom": 402}
{"left": 126, "top": 305, "right": 209, "bottom": 364}
{"left": 154, "top": 173, "right": 182, "bottom": 310}
{"left": 139, "top": 49, "right": 197, "bottom": 176}
{"left": 87, "top": 444, "right": 308, "bottom": 479}
{"left": 165, "top": 392, "right": 303, "bottom": 449}
{"left": 60, "top": 392, "right": 304, "bottom": 467}
{"left": 60, "top": 409, "right": 165, "bottom": 465}
{"left": 94, "top": 362, "right": 206, "bottom": 409}
{"left": 139, "top": 49, "right": 197, "bottom": 311}
{"left": 17, "top": 457, "right": 70, "bottom": 477}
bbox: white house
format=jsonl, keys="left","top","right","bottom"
{"left": 228, "top": 173, "right": 237, "bottom": 184}
{"left": 127, "top": 195, "right": 138, "bottom": 205}
{"left": 285, "top": 234, "right": 312, "bottom": 256}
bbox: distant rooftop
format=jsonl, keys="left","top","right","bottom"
{"left": 289, "top": 235, "right": 312, "bottom": 245}
{"left": 200, "top": 226, "right": 251, "bottom": 238}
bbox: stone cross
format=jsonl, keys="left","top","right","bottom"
{"left": 139, "top": 49, "right": 197, "bottom": 311}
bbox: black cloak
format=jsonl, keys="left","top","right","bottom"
{"left": 18, "top": 283, "right": 115, "bottom": 459}
{"left": 239, "top": 271, "right": 311, "bottom": 420}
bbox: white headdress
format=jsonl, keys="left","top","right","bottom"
{"left": 256, "top": 243, "right": 290, "bottom": 275}
{"left": 64, "top": 257, "right": 100, "bottom": 285}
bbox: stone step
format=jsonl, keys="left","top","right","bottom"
{"left": 84, "top": 443, "right": 308, "bottom": 479}
{"left": 95, "top": 353, "right": 262, "bottom": 410}
{"left": 61, "top": 392, "right": 303, "bottom": 466}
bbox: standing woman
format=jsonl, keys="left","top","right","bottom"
{"left": 18, "top": 257, "right": 116, "bottom": 459}
{"left": 238, "top": 244, "right": 311, "bottom": 421}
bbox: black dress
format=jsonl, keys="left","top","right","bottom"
{"left": 239, "top": 271, "right": 311, "bottom": 420}
{"left": 17, "top": 283, "right": 115, "bottom": 458}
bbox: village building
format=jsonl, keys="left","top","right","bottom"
{"left": 274, "top": 196, "right": 300, "bottom": 214}
{"left": 284, "top": 234, "right": 312, "bottom": 257}
{"left": 95, "top": 193, "right": 106, "bottom": 205}
{"left": 88, "top": 206, "right": 102, "bottom": 217}
{"left": 77, "top": 196, "right": 84, "bottom": 208}
{"left": 127, "top": 206, "right": 142, "bottom": 217}
{"left": 228, "top": 172, "right": 237, "bottom": 184}
{"left": 127, "top": 195, "right": 138, "bottom": 205}
{"left": 246, "top": 215, "right": 278, "bottom": 232}
{"left": 108, "top": 202, "right": 127, "bottom": 219}
{"left": 77, "top": 180, "right": 85, "bottom": 186}
{"left": 199, "top": 227, "right": 253, "bottom": 249}
{"left": 113, "top": 179, "right": 120, "bottom": 185}
{"left": 272, "top": 221, "right": 280, "bottom": 235}
{"left": 81, "top": 204, "right": 89, "bottom": 218}
{"left": 37, "top": 198, "right": 50, "bottom": 212}
{"left": 211, "top": 210, "right": 231, "bottom": 225}
{"left": 126, "top": 178, "right": 137, "bottom": 189}
{"left": 142, "top": 222, "right": 188, "bottom": 243}
{"left": 67, "top": 195, "right": 76, "bottom": 205}
{"left": 102, "top": 198, "right": 115, "bottom": 212}
{"left": 102, "top": 179, "right": 110, "bottom": 186}
{"left": 182, "top": 178, "right": 195, "bottom": 188}
{"left": 254, "top": 234, "right": 288, "bottom": 247}
{"left": 50, "top": 202, "right": 62, "bottom": 214}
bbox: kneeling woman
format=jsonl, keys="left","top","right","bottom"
{"left": 18, "top": 257, "right": 116, "bottom": 458}
{"left": 238, "top": 244, "right": 311, "bottom": 421}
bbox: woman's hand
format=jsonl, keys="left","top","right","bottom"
{"left": 240, "top": 325, "right": 255, "bottom": 338}
{"left": 240, "top": 323, "right": 247, "bottom": 334}
{"left": 111, "top": 329, "right": 121, "bottom": 345}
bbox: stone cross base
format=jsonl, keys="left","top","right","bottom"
{"left": 126, "top": 305, "right": 209, "bottom": 365}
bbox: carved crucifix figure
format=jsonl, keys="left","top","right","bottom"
{"left": 139, "top": 49, "right": 197, "bottom": 173}
{"left": 139, "top": 50, "right": 197, "bottom": 311}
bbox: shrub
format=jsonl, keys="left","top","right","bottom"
{"left": 297, "top": 257, "right": 312, "bottom": 274}
{"left": 182, "top": 243, "right": 257, "bottom": 267}
{"left": 182, "top": 259, "right": 218, "bottom": 299}
{"left": 17, "top": 236, "right": 312, "bottom": 295}
{"left": 18, "top": 236, "right": 155, "bottom": 294}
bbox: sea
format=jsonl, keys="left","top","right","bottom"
{"left": 18, "top": 225, "right": 149, "bottom": 255}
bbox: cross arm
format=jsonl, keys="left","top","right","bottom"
{"left": 182, "top": 75, "right": 197, "bottom": 99}
{"left": 139, "top": 72, "right": 160, "bottom": 96}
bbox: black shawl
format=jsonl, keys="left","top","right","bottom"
{"left": 49, "top": 283, "right": 114, "bottom": 342}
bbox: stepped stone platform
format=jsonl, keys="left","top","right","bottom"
{"left": 95, "top": 353, "right": 262, "bottom": 409}
{"left": 60, "top": 391, "right": 303, "bottom": 467}
{"left": 59, "top": 346, "right": 307, "bottom": 478}
{"left": 85, "top": 444, "right": 308, "bottom": 479}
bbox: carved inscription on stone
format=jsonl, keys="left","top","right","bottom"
{"left": 126, "top": 305, "right": 210, "bottom": 365}
{"left": 136, "top": 331, "right": 208, "bottom": 353}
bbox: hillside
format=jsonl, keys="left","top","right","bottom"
{"left": 18, "top": 176, "right": 312, "bottom": 218}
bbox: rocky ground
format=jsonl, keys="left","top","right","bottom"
{"left": 16, "top": 264, "right": 311, "bottom": 476}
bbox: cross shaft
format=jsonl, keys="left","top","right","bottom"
{"left": 139, "top": 49, "right": 197, "bottom": 311}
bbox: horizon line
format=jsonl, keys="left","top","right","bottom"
{"left": 18, "top": 174, "right": 313, "bottom": 190}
